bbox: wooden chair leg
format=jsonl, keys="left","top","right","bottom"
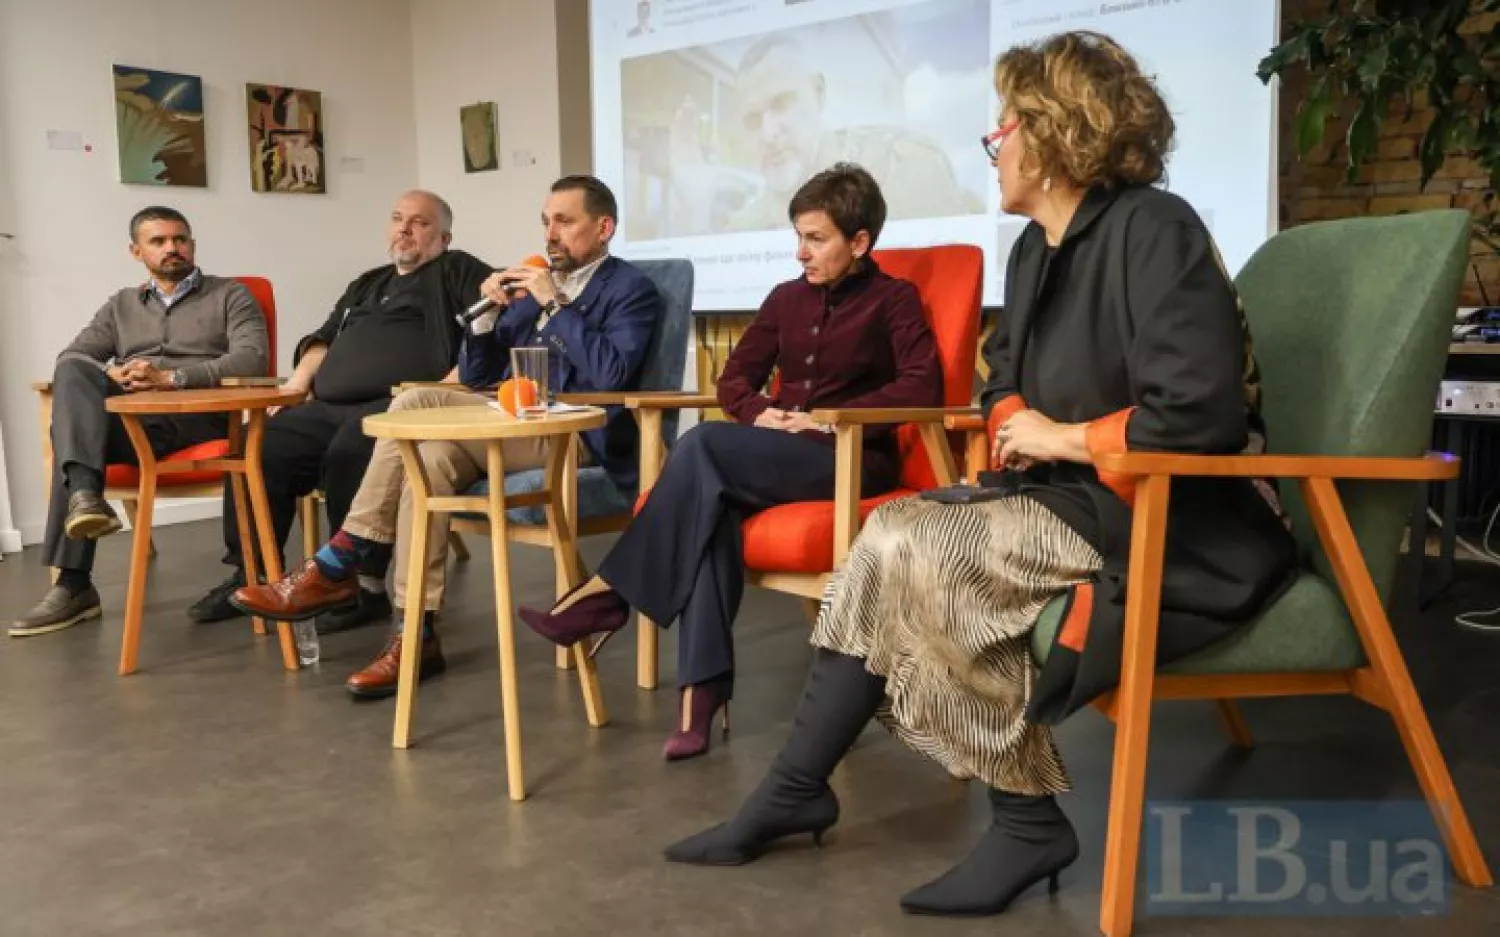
{"left": 116, "top": 418, "right": 158, "bottom": 676}
{"left": 1214, "top": 699, "right": 1254, "bottom": 749}
{"left": 637, "top": 614, "right": 660, "bottom": 689}
{"left": 1100, "top": 474, "right": 1171, "bottom": 937}
{"left": 636, "top": 410, "right": 664, "bottom": 691}
{"left": 120, "top": 498, "right": 156, "bottom": 559}
{"left": 449, "top": 531, "right": 471, "bottom": 562}
{"left": 541, "top": 435, "right": 606, "bottom": 725}
{"left": 244, "top": 412, "right": 299, "bottom": 670}
{"left": 1302, "top": 477, "right": 1493, "bottom": 888}
{"left": 229, "top": 419, "right": 267, "bottom": 637}
{"left": 299, "top": 495, "right": 320, "bottom": 560}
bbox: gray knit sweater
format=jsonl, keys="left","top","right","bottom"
{"left": 58, "top": 273, "right": 270, "bottom": 388}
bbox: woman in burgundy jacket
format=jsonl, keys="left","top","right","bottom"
{"left": 519, "top": 163, "right": 943, "bottom": 760}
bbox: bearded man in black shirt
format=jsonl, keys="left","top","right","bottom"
{"left": 188, "top": 189, "right": 492, "bottom": 627}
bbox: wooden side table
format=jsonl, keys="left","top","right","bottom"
{"left": 106, "top": 387, "right": 306, "bottom": 675}
{"left": 362, "top": 405, "right": 608, "bottom": 802}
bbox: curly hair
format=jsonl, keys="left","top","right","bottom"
{"left": 993, "top": 31, "right": 1174, "bottom": 190}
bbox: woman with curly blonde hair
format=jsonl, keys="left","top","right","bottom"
{"left": 662, "top": 31, "right": 1297, "bottom": 918}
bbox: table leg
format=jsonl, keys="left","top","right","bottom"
{"left": 226, "top": 414, "right": 267, "bottom": 637}
{"left": 486, "top": 440, "right": 526, "bottom": 801}
{"left": 543, "top": 435, "right": 607, "bottom": 728}
{"left": 117, "top": 415, "right": 158, "bottom": 676}
{"left": 244, "top": 411, "right": 298, "bottom": 670}
{"left": 392, "top": 440, "right": 434, "bottom": 750}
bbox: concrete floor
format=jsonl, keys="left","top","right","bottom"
{"left": 0, "top": 518, "right": 1497, "bottom": 937}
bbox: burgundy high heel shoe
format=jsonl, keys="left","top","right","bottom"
{"left": 518, "top": 581, "right": 630, "bottom": 655}
{"left": 663, "top": 682, "right": 732, "bottom": 761}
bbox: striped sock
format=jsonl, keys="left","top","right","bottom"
{"left": 314, "top": 530, "right": 371, "bottom": 581}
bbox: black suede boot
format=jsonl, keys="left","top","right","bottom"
{"left": 899, "top": 788, "right": 1079, "bottom": 916}
{"left": 664, "top": 648, "right": 886, "bottom": 866}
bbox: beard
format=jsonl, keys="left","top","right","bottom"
{"left": 546, "top": 246, "right": 580, "bottom": 274}
{"left": 389, "top": 245, "right": 426, "bottom": 269}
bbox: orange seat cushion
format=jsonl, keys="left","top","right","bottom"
{"left": 632, "top": 486, "right": 916, "bottom": 575}
{"left": 104, "top": 439, "right": 231, "bottom": 489}
{"left": 742, "top": 490, "right": 914, "bottom": 574}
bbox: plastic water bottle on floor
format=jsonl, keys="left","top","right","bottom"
{"left": 294, "top": 619, "right": 320, "bottom": 666}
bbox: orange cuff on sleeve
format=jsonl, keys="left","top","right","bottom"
{"left": 1085, "top": 407, "right": 1138, "bottom": 506}
{"left": 1057, "top": 582, "right": 1094, "bottom": 653}
{"left": 987, "top": 395, "right": 1028, "bottom": 469}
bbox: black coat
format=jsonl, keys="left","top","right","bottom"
{"left": 980, "top": 184, "right": 1298, "bottom": 725}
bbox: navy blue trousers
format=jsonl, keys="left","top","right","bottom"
{"left": 598, "top": 421, "right": 897, "bottom": 694}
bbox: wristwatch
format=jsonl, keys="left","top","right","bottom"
{"left": 170, "top": 369, "right": 187, "bottom": 390}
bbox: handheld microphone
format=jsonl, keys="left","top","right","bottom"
{"left": 457, "top": 254, "right": 551, "bottom": 328}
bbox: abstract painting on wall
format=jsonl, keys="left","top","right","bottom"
{"left": 460, "top": 102, "right": 499, "bottom": 173}
{"left": 247, "top": 84, "right": 325, "bottom": 194}
{"left": 113, "top": 65, "right": 207, "bottom": 187}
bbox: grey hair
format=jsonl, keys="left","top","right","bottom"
{"left": 406, "top": 189, "right": 454, "bottom": 233}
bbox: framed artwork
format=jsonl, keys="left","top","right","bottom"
{"left": 460, "top": 101, "right": 499, "bottom": 173}
{"left": 113, "top": 65, "right": 207, "bottom": 187}
{"left": 247, "top": 83, "right": 325, "bottom": 194}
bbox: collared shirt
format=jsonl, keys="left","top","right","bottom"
{"left": 554, "top": 251, "right": 608, "bottom": 303}
{"left": 715, "top": 260, "right": 943, "bottom": 463}
{"left": 149, "top": 267, "right": 203, "bottom": 310}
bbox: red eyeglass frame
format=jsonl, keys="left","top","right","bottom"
{"left": 982, "top": 118, "right": 1020, "bottom": 160}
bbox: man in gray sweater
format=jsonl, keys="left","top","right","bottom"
{"left": 11, "top": 206, "right": 269, "bottom": 637}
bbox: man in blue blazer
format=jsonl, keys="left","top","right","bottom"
{"left": 232, "top": 175, "right": 664, "bottom": 698}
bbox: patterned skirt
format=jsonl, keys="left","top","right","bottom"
{"left": 810, "top": 494, "right": 1103, "bottom": 795}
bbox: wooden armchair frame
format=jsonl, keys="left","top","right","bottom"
{"left": 948, "top": 414, "right": 1492, "bottom": 936}
{"left": 624, "top": 398, "right": 977, "bottom": 689}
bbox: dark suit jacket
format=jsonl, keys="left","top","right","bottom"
{"left": 459, "top": 254, "right": 663, "bottom": 493}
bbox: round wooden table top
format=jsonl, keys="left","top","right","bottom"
{"left": 104, "top": 387, "right": 308, "bottom": 415}
{"left": 363, "top": 405, "right": 606, "bottom": 441}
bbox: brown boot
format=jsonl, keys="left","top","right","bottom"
{"left": 345, "top": 628, "right": 446, "bottom": 699}
{"left": 229, "top": 559, "right": 358, "bottom": 622}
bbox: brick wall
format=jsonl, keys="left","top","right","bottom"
{"left": 1277, "top": 0, "right": 1494, "bottom": 304}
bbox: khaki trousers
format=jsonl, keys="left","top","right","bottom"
{"left": 341, "top": 386, "right": 587, "bottom": 612}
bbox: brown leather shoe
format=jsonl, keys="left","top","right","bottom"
{"left": 228, "top": 559, "right": 358, "bottom": 622}
{"left": 345, "top": 631, "right": 446, "bottom": 699}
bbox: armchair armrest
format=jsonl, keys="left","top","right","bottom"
{"left": 1095, "top": 451, "right": 1459, "bottom": 482}
{"left": 625, "top": 392, "right": 720, "bottom": 410}
{"left": 220, "top": 376, "right": 285, "bottom": 388}
{"left": 944, "top": 413, "right": 989, "bottom": 483}
{"left": 809, "top": 406, "right": 979, "bottom": 426}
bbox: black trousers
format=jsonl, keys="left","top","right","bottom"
{"left": 44, "top": 357, "right": 223, "bottom": 573}
{"left": 219, "top": 397, "right": 390, "bottom": 568}
{"left": 598, "top": 421, "right": 896, "bottom": 693}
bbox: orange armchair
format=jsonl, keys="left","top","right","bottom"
{"left": 626, "top": 245, "right": 984, "bottom": 688}
{"left": 35, "top": 276, "right": 279, "bottom": 562}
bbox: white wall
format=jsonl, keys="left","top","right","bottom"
{"left": 409, "top": 0, "right": 565, "bottom": 266}
{"left": 0, "top": 0, "right": 421, "bottom": 545}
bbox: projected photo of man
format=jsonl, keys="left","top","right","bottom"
{"left": 620, "top": 0, "right": 989, "bottom": 239}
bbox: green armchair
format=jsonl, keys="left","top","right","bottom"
{"left": 961, "top": 209, "right": 1492, "bottom": 936}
